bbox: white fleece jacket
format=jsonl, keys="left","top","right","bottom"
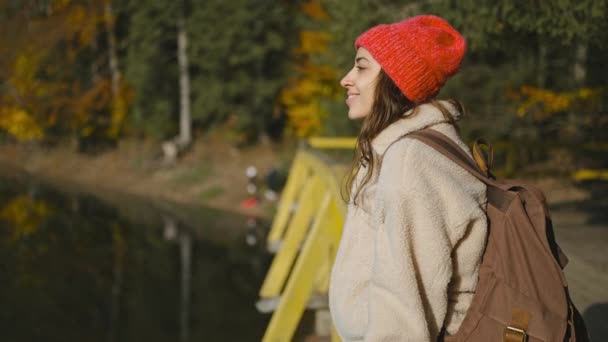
{"left": 328, "top": 101, "right": 488, "bottom": 341}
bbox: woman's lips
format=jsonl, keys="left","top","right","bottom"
{"left": 346, "top": 94, "right": 359, "bottom": 106}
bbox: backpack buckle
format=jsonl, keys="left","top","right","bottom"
{"left": 504, "top": 326, "right": 528, "bottom": 342}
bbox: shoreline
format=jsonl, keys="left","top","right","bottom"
{"left": 0, "top": 136, "right": 292, "bottom": 223}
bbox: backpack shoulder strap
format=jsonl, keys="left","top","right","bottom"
{"left": 403, "top": 128, "right": 515, "bottom": 212}
{"left": 407, "top": 129, "right": 487, "bottom": 182}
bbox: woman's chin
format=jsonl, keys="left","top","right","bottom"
{"left": 348, "top": 111, "right": 367, "bottom": 120}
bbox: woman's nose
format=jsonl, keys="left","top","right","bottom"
{"left": 340, "top": 69, "right": 353, "bottom": 88}
{"left": 340, "top": 72, "right": 353, "bottom": 88}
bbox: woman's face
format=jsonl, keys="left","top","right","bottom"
{"left": 340, "top": 47, "right": 381, "bottom": 120}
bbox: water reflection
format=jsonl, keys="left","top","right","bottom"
{"left": 0, "top": 172, "right": 270, "bottom": 341}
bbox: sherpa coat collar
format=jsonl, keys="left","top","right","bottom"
{"left": 371, "top": 100, "right": 461, "bottom": 156}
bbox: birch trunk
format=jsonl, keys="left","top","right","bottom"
{"left": 537, "top": 41, "right": 547, "bottom": 88}
{"left": 180, "top": 232, "right": 192, "bottom": 342}
{"left": 105, "top": 0, "right": 123, "bottom": 137}
{"left": 177, "top": 2, "right": 192, "bottom": 147}
{"left": 105, "top": 1, "right": 121, "bottom": 102}
{"left": 573, "top": 43, "right": 587, "bottom": 86}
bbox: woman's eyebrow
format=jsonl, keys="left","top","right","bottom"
{"left": 355, "top": 57, "right": 369, "bottom": 63}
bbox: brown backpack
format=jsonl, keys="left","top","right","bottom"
{"left": 407, "top": 129, "right": 589, "bottom": 342}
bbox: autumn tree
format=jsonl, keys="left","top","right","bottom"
{"left": 0, "top": 0, "right": 132, "bottom": 150}
{"left": 278, "top": 0, "right": 343, "bottom": 138}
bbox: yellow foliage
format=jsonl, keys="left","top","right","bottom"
{"left": 300, "top": 0, "right": 330, "bottom": 20}
{"left": 278, "top": 1, "right": 340, "bottom": 137}
{"left": 72, "top": 76, "right": 131, "bottom": 138}
{"left": 0, "top": 1, "right": 112, "bottom": 142}
{"left": 286, "top": 102, "right": 325, "bottom": 137}
{"left": 107, "top": 80, "right": 134, "bottom": 138}
{"left": 0, "top": 107, "right": 44, "bottom": 141}
{"left": 51, "top": 0, "right": 73, "bottom": 12}
{"left": 0, "top": 195, "right": 51, "bottom": 241}
{"left": 297, "top": 62, "right": 337, "bottom": 81}
{"left": 280, "top": 64, "right": 340, "bottom": 137}
{"left": 68, "top": 4, "right": 87, "bottom": 26}
{"left": 279, "top": 66, "right": 340, "bottom": 138}
{"left": 515, "top": 86, "right": 602, "bottom": 121}
{"left": 70, "top": 4, "right": 100, "bottom": 45}
{"left": 10, "top": 52, "right": 46, "bottom": 95}
{"left": 297, "top": 31, "right": 332, "bottom": 54}
{"left": 81, "top": 126, "right": 94, "bottom": 137}
{"left": 108, "top": 97, "right": 127, "bottom": 137}
{"left": 13, "top": 53, "right": 38, "bottom": 83}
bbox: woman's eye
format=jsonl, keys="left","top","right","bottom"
{"left": 356, "top": 66, "right": 365, "bottom": 70}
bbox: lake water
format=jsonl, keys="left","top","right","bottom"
{"left": 0, "top": 170, "right": 271, "bottom": 341}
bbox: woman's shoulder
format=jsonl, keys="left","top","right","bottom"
{"left": 379, "top": 123, "right": 482, "bottom": 192}
{"left": 378, "top": 135, "right": 440, "bottom": 193}
{"left": 382, "top": 123, "right": 464, "bottom": 171}
{"left": 377, "top": 123, "right": 487, "bottom": 222}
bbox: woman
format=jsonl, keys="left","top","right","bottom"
{"left": 328, "top": 15, "right": 488, "bottom": 341}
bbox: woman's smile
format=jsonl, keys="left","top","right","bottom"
{"left": 340, "top": 47, "right": 381, "bottom": 120}
{"left": 346, "top": 93, "right": 359, "bottom": 106}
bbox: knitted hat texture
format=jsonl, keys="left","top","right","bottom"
{"left": 355, "top": 15, "right": 466, "bottom": 103}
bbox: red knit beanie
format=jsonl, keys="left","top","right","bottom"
{"left": 355, "top": 15, "right": 466, "bottom": 103}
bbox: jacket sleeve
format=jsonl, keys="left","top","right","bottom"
{"left": 364, "top": 140, "right": 478, "bottom": 341}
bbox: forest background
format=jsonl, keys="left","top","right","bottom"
{"left": 0, "top": 0, "right": 607, "bottom": 213}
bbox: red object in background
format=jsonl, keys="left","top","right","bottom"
{"left": 241, "top": 197, "right": 259, "bottom": 208}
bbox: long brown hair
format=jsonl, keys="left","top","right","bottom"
{"left": 342, "top": 69, "right": 464, "bottom": 205}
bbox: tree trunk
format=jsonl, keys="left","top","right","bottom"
{"left": 105, "top": 1, "right": 120, "bottom": 99}
{"left": 573, "top": 43, "right": 587, "bottom": 86}
{"left": 177, "top": 1, "right": 192, "bottom": 147}
{"left": 105, "top": 0, "right": 123, "bottom": 137}
{"left": 108, "top": 224, "right": 125, "bottom": 342}
{"left": 179, "top": 232, "right": 192, "bottom": 342}
{"left": 537, "top": 40, "right": 547, "bottom": 88}
{"left": 163, "top": 1, "right": 192, "bottom": 165}
{"left": 91, "top": 35, "right": 101, "bottom": 84}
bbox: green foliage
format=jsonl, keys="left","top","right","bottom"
{"left": 426, "top": 0, "right": 608, "bottom": 51}
{"left": 188, "top": 0, "right": 294, "bottom": 141}
{"left": 122, "top": 0, "right": 179, "bottom": 139}
{"left": 322, "top": 0, "right": 409, "bottom": 73}
{"left": 122, "top": 0, "right": 294, "bottom": 141}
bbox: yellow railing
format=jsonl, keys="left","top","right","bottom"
{"left": 307, "top": 137, "right": 357, "bottom": 150}
{"left": 572, "top": 168, "right": 608, "bottom": 181}
{"left": 257, "top": 138, "right": 353, "bottom": 342}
